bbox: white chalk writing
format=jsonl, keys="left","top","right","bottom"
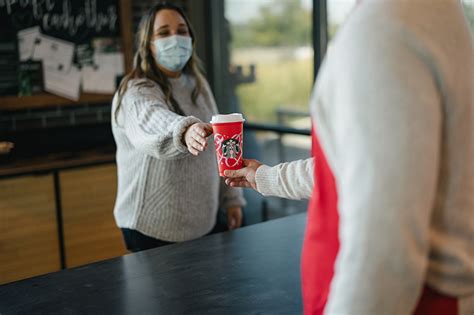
{"left": 1, "top": 0, "right": 118, "bottom": 36}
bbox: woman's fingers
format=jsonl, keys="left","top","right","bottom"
{"left": 188, "top": 146, "right": 200, "bottom": 156}
{"left": 191, "top": 138, "right": 205, "bottom": 152}
{"left": 193, "top": 134, "right": 207, "bottom": 147}
{"left": 191, "top": 129, "right": 207, "bottom": 149}
{"left": 193, "top": 127, "right": 209, "bottom": 147}
{"left": 193, "top": 128, "right": 205, "bottom": 138}
{"left": 185, "top": 123, "right": 213, "bottom": 156}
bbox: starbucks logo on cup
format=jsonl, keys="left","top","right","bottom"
{"left": 214, "top": 133, "right": 243, "bottom": 167}
{"left": 222, "top": 139, "right": 240, "bottom": 159}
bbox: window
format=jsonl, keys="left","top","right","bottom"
{"left": 218, "top": 0, "right": 472, "bottom": 222}
{"left": 463, "top": 0, "right": 474, "bottom": 31}
{"left": 224, "top": 0, "right": 313, "bottom": 125}
{"left": 213, "top": 0, "right": 314, "bottom": 221}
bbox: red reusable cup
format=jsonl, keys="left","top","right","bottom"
{"left": 210, "top": 113, "right": 245, "bottom": 177}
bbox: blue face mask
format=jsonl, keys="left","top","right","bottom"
{"left": 153, "top": 35, "right": 193, "bottom": 72}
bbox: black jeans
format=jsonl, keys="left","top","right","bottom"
{"left": 121, "top": 209, "right": 234, "bottom": 252}
{"left": 121, "top": 228, "right": 172, "bottom": 252}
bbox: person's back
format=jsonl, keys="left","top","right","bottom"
{"left": 308, "top": 0, "right": 474, "bottom": 313}
{"left": 223, "top": 0, "right": 473, "bottom": 313}
{"left": 396, "top": 0, "right": 474, "bottom": 301}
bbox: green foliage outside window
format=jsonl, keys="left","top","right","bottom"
{"left": 228, "top": 0, "right": 473, "bottom": 123}
{"left": 229, "top": 0, "right": 313, "bottom": 123}
{"left": 463, "top": 1, "right": 474, "bottom": 31}
{"left": 231, "top": 0, "right": 312, "bottom": 49}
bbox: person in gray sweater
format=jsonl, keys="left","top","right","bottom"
{"left": 111, "top": 2, "right": 245, "bottom": 252}
{"left": 225, "top": 1, "right": 473, "bottom": 314}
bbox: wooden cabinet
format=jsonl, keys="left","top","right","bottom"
{"left": 0, "top": 175, "right": 60, "bottom": 284}
{"left": 0, "top": 163, "right": 126, "bottom": 284}
{"left": 60, "top": 164, "right": 126, "bottom": 268}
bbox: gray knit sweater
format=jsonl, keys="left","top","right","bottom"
{"left": 111, "top": 74, "right": 245, "bottom": 242}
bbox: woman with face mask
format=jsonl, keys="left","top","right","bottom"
{"left": 111, "top": 2, "right": 245, "bottom": 252}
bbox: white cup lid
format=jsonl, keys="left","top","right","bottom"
{"left": 210, "top": 113, "right": 245, "bottom": 124}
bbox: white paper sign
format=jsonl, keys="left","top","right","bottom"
{"left": 17, "top": 26, "right": 41, "bottom": 61}
{"left": 44, "top": 66, "right": 81, "bottom": 101}
{"left": 81, "top": 65, "right": 116, "bottom": 94}
{"left": 94, "top": 52, "right": 125, "bottom": 76}
{"left": 33, "top": 34, "right": 74, "bottom": 72}
{"left": 82, "top": 52, "right": 124, "bottom": 94}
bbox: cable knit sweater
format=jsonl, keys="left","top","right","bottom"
{"left": 256, "top": 0, "right": 473, "bottom": 313}
{"left": 111, "top": 74, "right": 245, "bottom": 242}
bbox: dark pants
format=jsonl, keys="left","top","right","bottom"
{"left": 121, "top": 210, "right": 233, "bottom": 252}
{"left": 121, "top": 228, "right": 172, "bottom": 252}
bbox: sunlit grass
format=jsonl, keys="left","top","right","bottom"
{"left": 233, "top": 52, "right": 313, "bottom": 123}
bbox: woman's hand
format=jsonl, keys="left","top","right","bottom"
{"left": 226, "top": 206, "right": 242, "bottom": 230}
{"left": 224, "top": 159, "right": 263, "bottom": 190}
{"left": 184, "top": 123, "right": 213, "bottom": 156}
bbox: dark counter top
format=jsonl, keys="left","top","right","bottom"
{"left": 0, "top": 213, "right": 305, "bottom": 314}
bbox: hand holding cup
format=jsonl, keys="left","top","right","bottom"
{"left": 224, "top": 159, "right": 262, "bottom": 190}
{"left": 184, "top": 122, "right": 213, "bottom": 156}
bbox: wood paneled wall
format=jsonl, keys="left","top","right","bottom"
{"left": 60, "top": 164, "right": 126, "bottom": 268}
{"left": 0, "top": 175, "right": 60, "bottom": 284}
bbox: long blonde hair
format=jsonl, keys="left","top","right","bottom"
{"left": 115, "top": 2, "right": 205, "bottom": 120}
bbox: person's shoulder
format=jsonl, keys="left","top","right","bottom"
{"left": 334, "top": 3, "right": 392, "bottom": 46}
{"left": 123, "top": 77, "right": 165, "bottom": 102}
{"left": 327, "top": 2, "right": 417, "bottom": 70}
{"left": 127, "top": 78, "right": 161, "bottom": 93}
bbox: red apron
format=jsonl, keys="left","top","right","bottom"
{"left": 302, "top": 128, "right": 458, "bottom": 315}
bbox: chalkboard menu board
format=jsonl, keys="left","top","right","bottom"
{"left": 0, "top": 0, "right": 120, "bottom": 43}
{"left": 0, "top": 0, "right": 132, "bottom": 109}
{"left": 0, "top": 31, "right": 19, "bottom": 96}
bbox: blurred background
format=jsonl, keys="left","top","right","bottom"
{"left": 1, "top": 0, "right": 472, "bottom": 284}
